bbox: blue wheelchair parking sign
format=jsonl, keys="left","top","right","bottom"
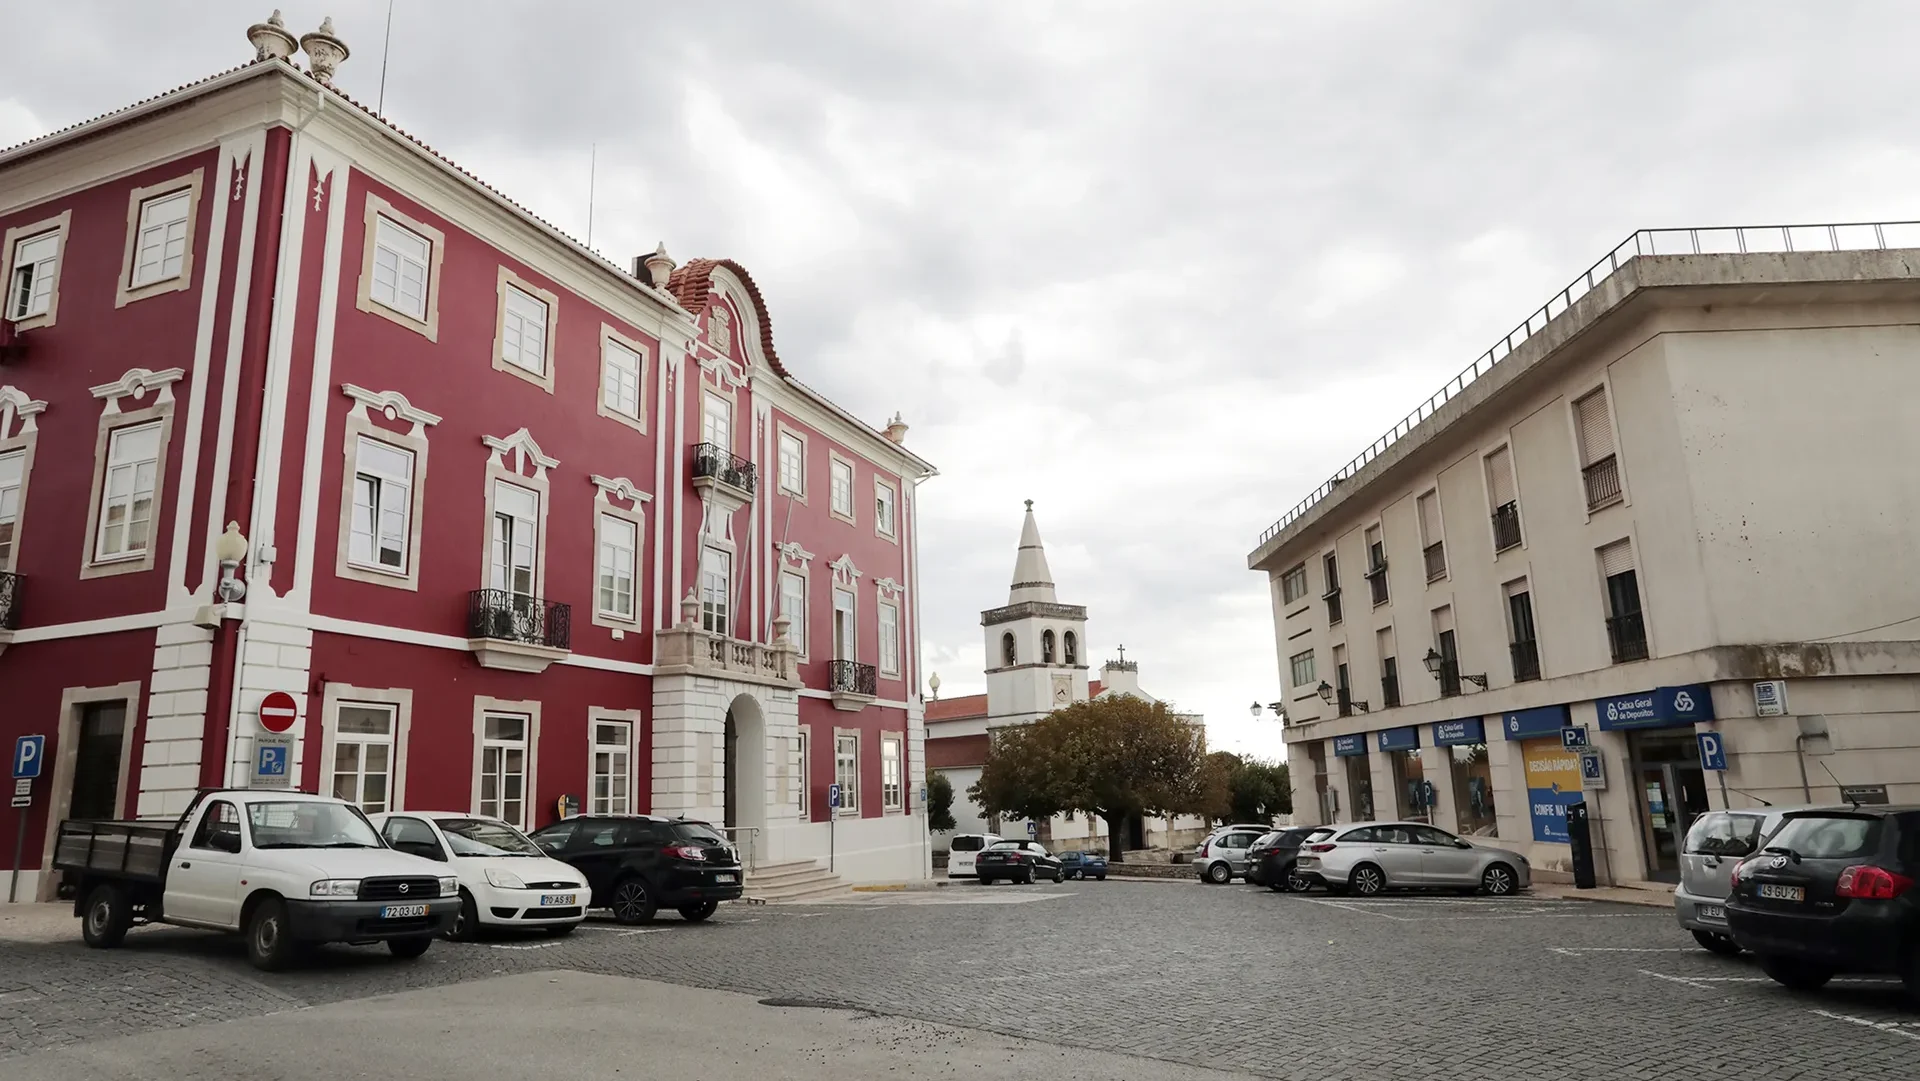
{"left": 256, "top": 743, "right": 288, "bottom": 777}
{"left": 1697, "top": 732, "right": 1728, "bottom": 772}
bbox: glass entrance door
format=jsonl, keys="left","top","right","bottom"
{"left": 1630, "top": 730, "right": 1710, "bottom": 881}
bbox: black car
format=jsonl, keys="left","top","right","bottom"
{"left": 976, "top": 840, "right": 1063, "bottom": 885}
{"left": 1725, "top": 805, "right": 1919, "bottom": 1002}
{"left": 1245, "top": 827, "right": 1330, "bottom": 891}
{"left": 528, "top": 815, "right": 743, "bottom": 924}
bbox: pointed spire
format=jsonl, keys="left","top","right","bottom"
{"left": 1009, "top": 500, "right": 1057, "bottom": 604}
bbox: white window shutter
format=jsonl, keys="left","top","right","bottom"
{"left": 1598, "top": 539, "right": 1634, "bottom": 578}
{"left": 1574, "top": 389, "right": 1615, "bottom": 464}
{"left": 1486, "top": 447, "right": 1516, "bottom": 506}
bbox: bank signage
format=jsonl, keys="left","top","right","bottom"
{"left": 1332, "top": 734, "right": 1367, "bottom": 757}
{"left": 1595, "top": 684, "right": 1715, "bottom": 731}
{"left": 1432, "top": 718, "right": 1485, "bottom": 747}
{"left": 1521, "top": 739, "right": 1584, "bottom": 843}
{"left": 1376, "top": 726, "right": 1420, "bottom": 752}
{"left": 1501, "top": 705, "right": 1571, "bottom": 741}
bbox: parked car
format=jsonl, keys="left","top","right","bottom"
{"left": 1247, "top": 827, "right": 1333, "bottom": 891}
{"left": 527, "top": 815, "right": 742, "bottom": 924}
{"left": 976, "top": 840, "right": 1062, "bottom": 884}
{"left": 372, "top": 811, "right": 590, "bottom": 940}
{"left": 1058, "top": 851, "right": 1108, "bottom": 880}
{"left": 1195, "top": 825, "right": 1271, "bottom": 884}
{"left": 945, "top": 833, "right": 1005, "bottom": 880}
{"left": 55, "top": 788, "right": 456, "bottom": 971}
{"left": 1291, "top": 821, "right": 1529, "bottom": 896}
{"left": 1674, "top": 805, "right": 1808, "bottom": 955}
{"left": 1726, "top": 805, "right": 1920, "bottom": 1001}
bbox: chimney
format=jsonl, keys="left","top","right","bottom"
{"left": 248, "top": 10, "right": 297, "bottom": 61}
{"left": 641, "top": 243, "right": 676, "bottom": 289}
{"left": 883, "top": 412, "right": 908, "bottom": 444}
{"left": 299, "top": 17, "right": 350, "bottom": 85}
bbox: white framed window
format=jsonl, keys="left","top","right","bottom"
{"left": 875, "top": 481, "right": 897, "bottom": 539}
{"left": 835, "top": 733, "right": 859, "bottom": 814}
{"left": 1289, "top": 649, "right": 1315, "bottom": 689}
{"left": 348, "top": 437, "right": 414, "bottom": 574}
{"left": 129, "top": 190, "right": 191, "bottom": 288}
{"left": 500, "top": 284, "right": 549, "bottom": 375}
{"left": 1280, "top": 563, "right": 1309, "bottom": 604}
{"left": 832, "top": 587, "right": 856, "bottom": 660}
{"left": 6, "top": 229, "right": 60, "bottom": 322}
{"left": 591, "top": 719, "right": 633, "bottom": 815}
{"left": 478, "top": 713, "right": 529, "bottom": 828}
{"left": 703, "top": 392, "right": 732, "bottom": 450}
{"left": 882, "top": 736, "right": 903, "bottom": 811}
{"left": 829, "top": 455, "right": 854, "bottom": 522}
{"left": 780, "top": 569, "right": 808, "bottom": 656}
{"left": 490, "top": 481, "right": 540, "bottom": 598}
{"left": 597, "top": 513, "right": 638, "bottom": 620}
{"left": 598, "top": 329, "right": 646, "bottom": 430}
{"left": 95, "top": 422, "right": 162, "bottom": 562}
{"left": 778, "top": 430, "right": 805, "bottom": 496}
{"left": 0, "top": 450, "right": 22, "bottom": 568}
{"left": 701, "top": 546, "right": 732, "bottom": 636}
{"left": 330, "top": 703, "right": 396, "bottom": 814}
{"left": 797, "top": 729, "right": 810, "bottom": 815}
{"left": 878, "top": 600, "right": 900, "bottom": 676}
{"left": 370, "top": 216, "right": 431, "bottom": 321}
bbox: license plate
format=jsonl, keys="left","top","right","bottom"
{"left": 539, "top": 894, "right": 577, "bottom": 907}
{"left": 1699, "top": 904, "right": 1725, "bottom": 920}
{"left": 1757, "top": 883, "right": 1805, "bottom": 902}
{"left": 380, "top": 904, "right": 429, "bottom": 919}
{"left": 715, "top": 873, "right": 737, "bottom": 883}
{"left": 1297, "top": 857, "right": 1318, "bottom": 868}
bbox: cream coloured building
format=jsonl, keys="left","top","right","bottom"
{"left": 1247, "top": 225, "right": 1920, "bottom": 887}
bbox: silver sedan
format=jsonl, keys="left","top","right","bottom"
{"left": 1291, "top": 821, "right": 1530, "bottom": 896}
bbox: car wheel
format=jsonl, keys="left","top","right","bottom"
{"left": 1051, "top": 868, "right": 1063, "bottom": 883}
{"left": 1096, "top": 875, "right": 1106, "bottom": 881}
{"left": 1758, "top": 955, "right": 1835, "bottom": 992}
{"left": 546, "top": 923, "right": 578, "bottom": 937}
{"left": 1480, "top": 863, "right": 1518, "bottom": 896}
{"left": 246, "top": 896, "right": 298, "bottom": 972}
{"left": 1206, "top": 862, "right": 1232, "bottom": 885}
{"left": 448, "top": 889, "right": 479, "bottom": 941}
{"left": 387, "top": 935, "right": 433, "bottom": 960}
{"left": 678, "top": 900, "right": 720, "bottom": 922}
{"left": 1349, "top": 863, "right": 1386, "bottom": 896}
{"left": 610, "top": 878, "right": 657, "bottom": 925}
{"left": 1020, "top": 870, "right": 1034, "bottom": 885}
{"left": 978, "top": 876, "right": 995, "bottom": 886}
{"left": 1692, "top": 929, "right": 1742, "bottom": 957}
{"left": 1288, "top": 873, "right": 1313, "bottom": 893}
{"left": 81, "top": 883, "right": 132, "bottom": 948}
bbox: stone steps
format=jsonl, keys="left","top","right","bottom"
{"left": 743, "top": 859, "right": 847, "bottom": 902}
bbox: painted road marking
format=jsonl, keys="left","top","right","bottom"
{"left": 1638, "top": 969, "right": 1903, "bottom": 990}
{"left": 1810, "top": 1009, "right": 1920, "bottom": 1042}
{"left": 1550, "top": 947, "right": 1695, "bottom": 955}
{"left": 1301, "top": 897, "right": 1661, "bottom": 921}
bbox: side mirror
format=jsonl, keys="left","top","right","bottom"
{"left": 211, "top": 831, "right": 242, "bottom": 854}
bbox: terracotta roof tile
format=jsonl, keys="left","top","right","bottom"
{"left": 925, "top": 693, "right": 987, "bottom": 722}
{"left": 665, "top": 257, "right": 791, "bottom": 378}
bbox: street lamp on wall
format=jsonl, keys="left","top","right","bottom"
{"left": 1249, "top": 700, "right": 1286, "bottom": 722}
{"left": 1422, "top": 647, "right": 1487, "bottom": 689}
{"left": 214, "top": 522, "right": 249, "bottom": 603}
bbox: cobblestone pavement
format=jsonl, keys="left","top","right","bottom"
{"left": 4, "top": 882, "right": 1916, "bottom": 1078}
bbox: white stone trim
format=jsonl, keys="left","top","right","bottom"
{"left": 482, "top": 428, "right": 560, "bottom": 480}
{"left": 829, "top": 552, "right": 863, "bottom": 587}
{"left": 490, "top": 264, "right": 559, "bottom": 393}
{"left": 197, "top": 129, "right": 268, "bottom": 603}
{"left": 597, "top": 323, "right": 651, "bottom": 434}
{"left": 113, "top": 167, "right": 207, "bottom": 308}
{"left": 36, "top": 681, "right": 143, "bottom": 900}
{"left": 342, "top": 384, "right": 443, "bottom": 433}
{"left": 0, "top": 387, "right": 46, "bottom": 574}
{"left": 318, "top": 683, "right": 414, "bottom": 812}
{"left": 355, "top": 192, "right": 446, "bottom": 342}
{"left": 587, "top": 708, "right": 643, "bottom": 815}
{"left": 79, "top": 395, "right": 178, "bottom": 580}
{"left": 335, "top": 397, "right": 433, "bottom": 592}
{"left": 775, "top": 541, "right": 816, "bottom": 568}
{"left": 471, "top": 696, "right": 541, "bottom": 831}
{"left": 89, "top": 367, "right": 186, "bottom": 412}
{"left": 0, "top": 210, "right": 72, "bottom": 331}
{"left": 590, "top": 474, "right": 652, "bottom": 505}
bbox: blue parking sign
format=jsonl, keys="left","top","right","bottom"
{"left": 1697, "top": 732, "right": 1728, "bottom": 772}
{"left": 11, "top": 735, "right": 44, "bottom": 780}
{"left": 828, "top": 783, "right": 842, "bottom": 809}
{"left": 257, "top": 744, "right": 287, "bottom": 776}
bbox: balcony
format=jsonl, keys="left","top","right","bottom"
{"left": 1437, "top": 659, "right": 1463, "bottom": 698}
{"left": 1583, "top": 454, "right": 1622, "bottom": 510}
{"left": 0, "top": 571, "right": 21, "bottom": 656}
{"left": 1336, "top": 688, "right": 1354, "bottom": 718}
{"left": 1491, "top": 501, "right": 1522, "bottom": 551}
{"left": 829, "top": 659, "right": 878, "bottom": 711}
{"left": 691, "top": 442, "right": 757, "bottom": 508}
{"left": 1381, "top": 671, "right": 1401, "bottom": 709}
{"left": 466, "top": 588, "right": 571, "bottom": 673}
{"left": 1607, "top": 611, "right": 1649, "bottom": 664}
{"left": 654, "top": 594, "right": 799, "bottom": 688}
{"left": 1324, "top": 588, "right": 1343, "bottom": 626}
{"left": 1423, "top": 541, "right": 1447, "bottom": 581}
{"left": 1365, "top": 561, "right": 1389, "bottom": 606}
{"left": 1510, "top": 638, "right": 1541, "bottom": 683}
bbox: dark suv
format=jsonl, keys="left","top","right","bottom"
{"left": 1725, "top": 805, "right": 1919, "bottom": 1002}
{"left": 528, "top": 815, "right": 743, "bottom": 925}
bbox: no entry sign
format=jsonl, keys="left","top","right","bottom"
{"left": 258, "top": 691, "right": 299, "bottom": 734}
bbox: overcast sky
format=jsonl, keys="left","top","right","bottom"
{"left": 10, "top": 2, "right": 1920, "bottom": 758}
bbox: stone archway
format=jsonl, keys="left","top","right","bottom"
{"left": 723, "top": 693, "right": 768, "bottom": 838}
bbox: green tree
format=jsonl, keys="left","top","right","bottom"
{"left": 969, "top": 695, "right": 1206, "bottom": 861}
{"left": 926, "top": 771, "right": 958, "bottom": 833}
{"left": 1192, "top": 753, "right": 1292, "bottom": 825}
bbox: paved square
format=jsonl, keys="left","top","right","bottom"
{"left": 2, "top": 881, "right": 1913, "bottom": 1078}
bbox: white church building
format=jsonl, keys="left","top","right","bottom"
{"left": 924, "top": 504, "right": 1207, "bottom": 854}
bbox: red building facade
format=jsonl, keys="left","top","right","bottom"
{"left": 0, "top": 52, "right": 933, "bottom": 901}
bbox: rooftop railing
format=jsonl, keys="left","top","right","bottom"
{"left": 1254, "top": 221, "right": 1920, "bottom": 551}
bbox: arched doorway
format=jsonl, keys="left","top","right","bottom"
{"left": 722, "top": 694, "right": 768, "bottom": 838}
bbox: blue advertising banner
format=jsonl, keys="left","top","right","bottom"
{"left": 1432, "top": 718, "right": 1486, "bottom": 747}
{"left": 1596, "top": 684, "right": 1715, "bottom": 731}
{"left": 1500, "top": 704, "right": 1572, "bottom": 741}
{"left": 1521, "top": 738, "right": 1583, "bottom": 843}
{"left": 1332, "top": 734, "right": 1366, "bottom": 757}
{"left": 1376, "top": 726, "right": 1420, "bottom": 752}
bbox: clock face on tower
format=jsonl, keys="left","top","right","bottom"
{"left": 1052, "top": 672, "right": 1072, "bottom": 706}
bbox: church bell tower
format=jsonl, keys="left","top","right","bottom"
{"left": 982, "top": 502, "right": 1090, "bottom": 729}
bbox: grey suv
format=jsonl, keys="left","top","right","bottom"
{"left": 1195, "top": 825, "right": 1272, "bottom": 884}
{"left": 1675, "top": 805, "right": 1808, "bottom": 954}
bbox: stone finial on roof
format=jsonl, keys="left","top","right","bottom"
{"left": 299, "top": 17, "right": 350, "bottom": 84}
{"left": 642, "top": 243, "right": 676, "bottom": 288}
{"left": 248, "top": 11, "right": 298, "bottom": 61}
{"left": 884, "top": 412, "right": 908, "bottom": 444}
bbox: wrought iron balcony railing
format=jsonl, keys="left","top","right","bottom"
{"left": 1324, "top": 588, "right": 1343, "bottom": 626}
{"left": 1583, "top": 454, "right": 1622, "bottom": 510}
{"left": 829, "top": 659, "right": 877, "bottom": 697}
{"left": 1491, "top": 501, "right": 1523, "bottom": 551}
{"left": 1423, "top": 541, "right": 1447, "bottom": 581}
{"left": 0, "top": 571, "right": 21, "bottom": 630}
{"left": 467, "top": 588, "right": 571, "bottom": 651}
{"left": 1510, "top": 638, "right": 1541, "bottom": 683}
{"left": 1381, "top": 670, "right": 1401, "bottom": 709}
{"left": 1437, "top": 659, "right": 1463, "bottom": 699}
{"left": 691, "top": 442, "right": 757, "bottom": 496}
{"left": 1607, "top": 612, "right": 1649, "bottom": 664}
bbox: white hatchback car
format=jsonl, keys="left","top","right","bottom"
{"left": 372, "top": 812, "right": 590, "bottom": 939}
{"left": 1292, "top": 821, "right": 1531, "bottom": 896}
{"left": 945, "top": 833, "right": 1005, "bottom": 879}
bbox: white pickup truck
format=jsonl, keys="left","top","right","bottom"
{"left": 54, "top": 788, "right": 458, "bottom": 971}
